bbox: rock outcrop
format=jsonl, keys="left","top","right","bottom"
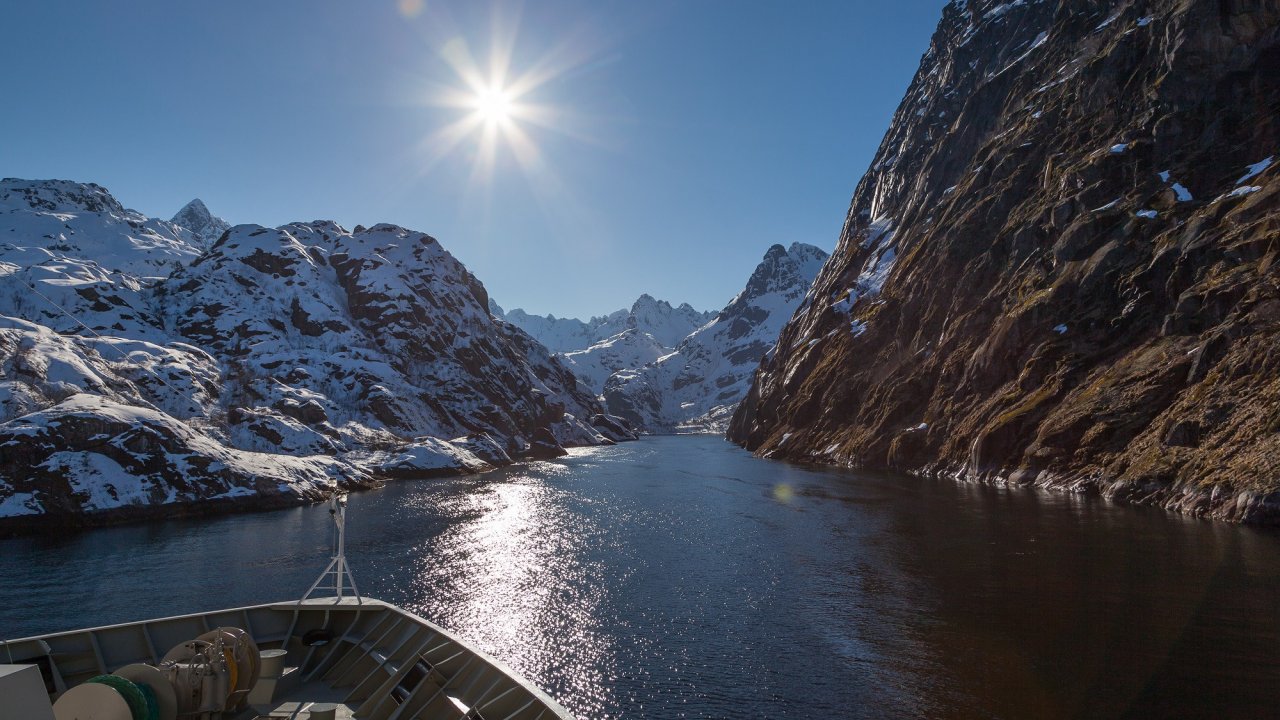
{"left": 0, "top": 393, "right": 369, "bottom": 532}
{"left": 729, "top": 0, "right": 1280, "bottom": 524}
{"left": 606, "top": 242, "right": 828, "bottom": 432}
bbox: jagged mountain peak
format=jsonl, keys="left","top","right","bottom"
{"left": 629, "top": 293, "right": 663, "bottom": 314}
{"left": 173, "top": 197, "right": 211, "bottom": 218}
{"left": 171, "top": 197, "right": 231, "bottom": 248}
{"left": 499, "top": 293, "right": 714, "bottom": 358}
{"left": 625, "top": 294, "right": 712, "bottom": 347}
{"left": 787, "top": 241, "right": 828, "bottom": 264}
{"left": 731, "top": 242, "right": 829, "bottom": 309}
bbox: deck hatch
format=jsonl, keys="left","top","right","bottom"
{"left": 391, "top": 656, "right": 438, "bottom": 704}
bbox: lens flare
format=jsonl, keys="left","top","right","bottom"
{"left": 410, "top": 5, "right": 612, "bottom": 189}
{"left": 773, "top": 483, "right": 794, "bottom": 503}
{"left": 396, "top": 0, "right": 423, "bottom": 18}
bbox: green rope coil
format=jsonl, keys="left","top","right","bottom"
{"left": 85, "top": 674, "right": 152, "bottom": 720}
{"left": 134, "top": 681, "right": 160, "bottom": 720}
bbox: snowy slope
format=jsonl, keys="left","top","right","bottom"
{"left": 559, "top": 329, "right": 667, "bottom": 394}
{"left": 604, "top": 243, "right": 828, "bottom": 433}
{"left": 0, "top": 393, "right": 366, "bottom": 519}
{"left": 0, "top": 178, "right": 203, "bottom": 276}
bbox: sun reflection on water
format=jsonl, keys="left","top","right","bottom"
{"left": 404, "top": 465, "right": 621, "bottom": 718}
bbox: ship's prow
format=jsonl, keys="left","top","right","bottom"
{"left": 1, "top": 596, "right": 575, "bottom": 720}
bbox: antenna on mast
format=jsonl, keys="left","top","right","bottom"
{"left": 300, "top": 493, "right": 362, "bottom": 604}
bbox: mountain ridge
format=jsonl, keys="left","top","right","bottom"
{"left": 498, "top": 294, "right": 715, "bottom": 356}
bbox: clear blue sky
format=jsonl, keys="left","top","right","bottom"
{"left": 0, "top": 0, "right": 946, "bottom": 320}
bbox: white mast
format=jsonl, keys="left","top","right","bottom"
{"left": 301, "top": 493, "right": 362, "bottom": 604}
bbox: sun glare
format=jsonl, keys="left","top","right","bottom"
{"left": 410, "top": 6, "right": 612, "bottom": 214}
{"left": 473, "top": 86, "right": 515, "bottom": 126}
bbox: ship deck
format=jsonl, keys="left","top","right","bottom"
{"left": 244, "top": 677, "right": 355, "bottom": 718}
{"left": 2, "top": 597, "right": 573, "bottom": 720}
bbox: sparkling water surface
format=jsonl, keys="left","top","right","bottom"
{"left": 2, "top": 436, "right": 1277, "bottom": 718}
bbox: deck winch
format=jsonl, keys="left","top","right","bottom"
{"left": 48, "top": 626, "right": 260, "bottom": 720}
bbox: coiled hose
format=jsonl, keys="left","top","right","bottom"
{"left": 86, "top": 674, "right": 159, "bottom": 720}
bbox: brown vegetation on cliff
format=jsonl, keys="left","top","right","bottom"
{"left": 730, "top": 0, "right": 1280, "bottom": 523}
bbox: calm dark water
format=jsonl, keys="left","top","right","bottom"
{"left": 2, "top": 436, "right": 1278, "bottom": 719}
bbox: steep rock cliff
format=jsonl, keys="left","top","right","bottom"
{"left": 730, "top": 0, "right": 1280, "bottom": 523}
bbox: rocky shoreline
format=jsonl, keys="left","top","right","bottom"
{"left": 0, "top": 447, "right": 606, "bottom": 538}
{"left": 0, "top": 491, "right": 331, "bottom": 538}
{"left": 923, "top": 464, "right": 1280, "bottom": 526}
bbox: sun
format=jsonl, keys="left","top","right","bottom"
{"left": 473, "top": 86, "right": 515, "bottom": 126}
{"left": 413, "top": 13, "right": 607, "bottom": 191}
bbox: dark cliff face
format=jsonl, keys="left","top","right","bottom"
{"left": 729, "top": 0, "right": 1280, "bottom": 523}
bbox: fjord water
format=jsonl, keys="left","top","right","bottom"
{"left": 2, "top": 436, "right": 1277, "bottom": 718}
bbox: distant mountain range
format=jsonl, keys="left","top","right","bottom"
{"left": 494, "top": 242, "right": 828, "bottom": 433}
{"left": 0, "top": 178, "right": 632, "bottom": 532}
{"left": 605, "top": 243, "right": 827, "bottom": 432}
{"left": 494, "top": 295, "right": 715, "bottom": 393}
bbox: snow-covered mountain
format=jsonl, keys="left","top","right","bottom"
{"left": 499, "top": 295, "right": 713, "bottom": 355}
{"left": 0, "top": 179, "right": 633, "bottom": 532}
{"left": 171, "top": 198, "right": 230, "bottom": 247}
{"left": 498, "top": 309, "right": 605, "bottom": 354}
{"left": 622, "top": 294, "right": 716, "bottom": 348}
{"left": 494, "top": 294, "right": 715, "bottom": 394}
{"left": 604, "top": 242, "right": 828, "bottom": 433}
